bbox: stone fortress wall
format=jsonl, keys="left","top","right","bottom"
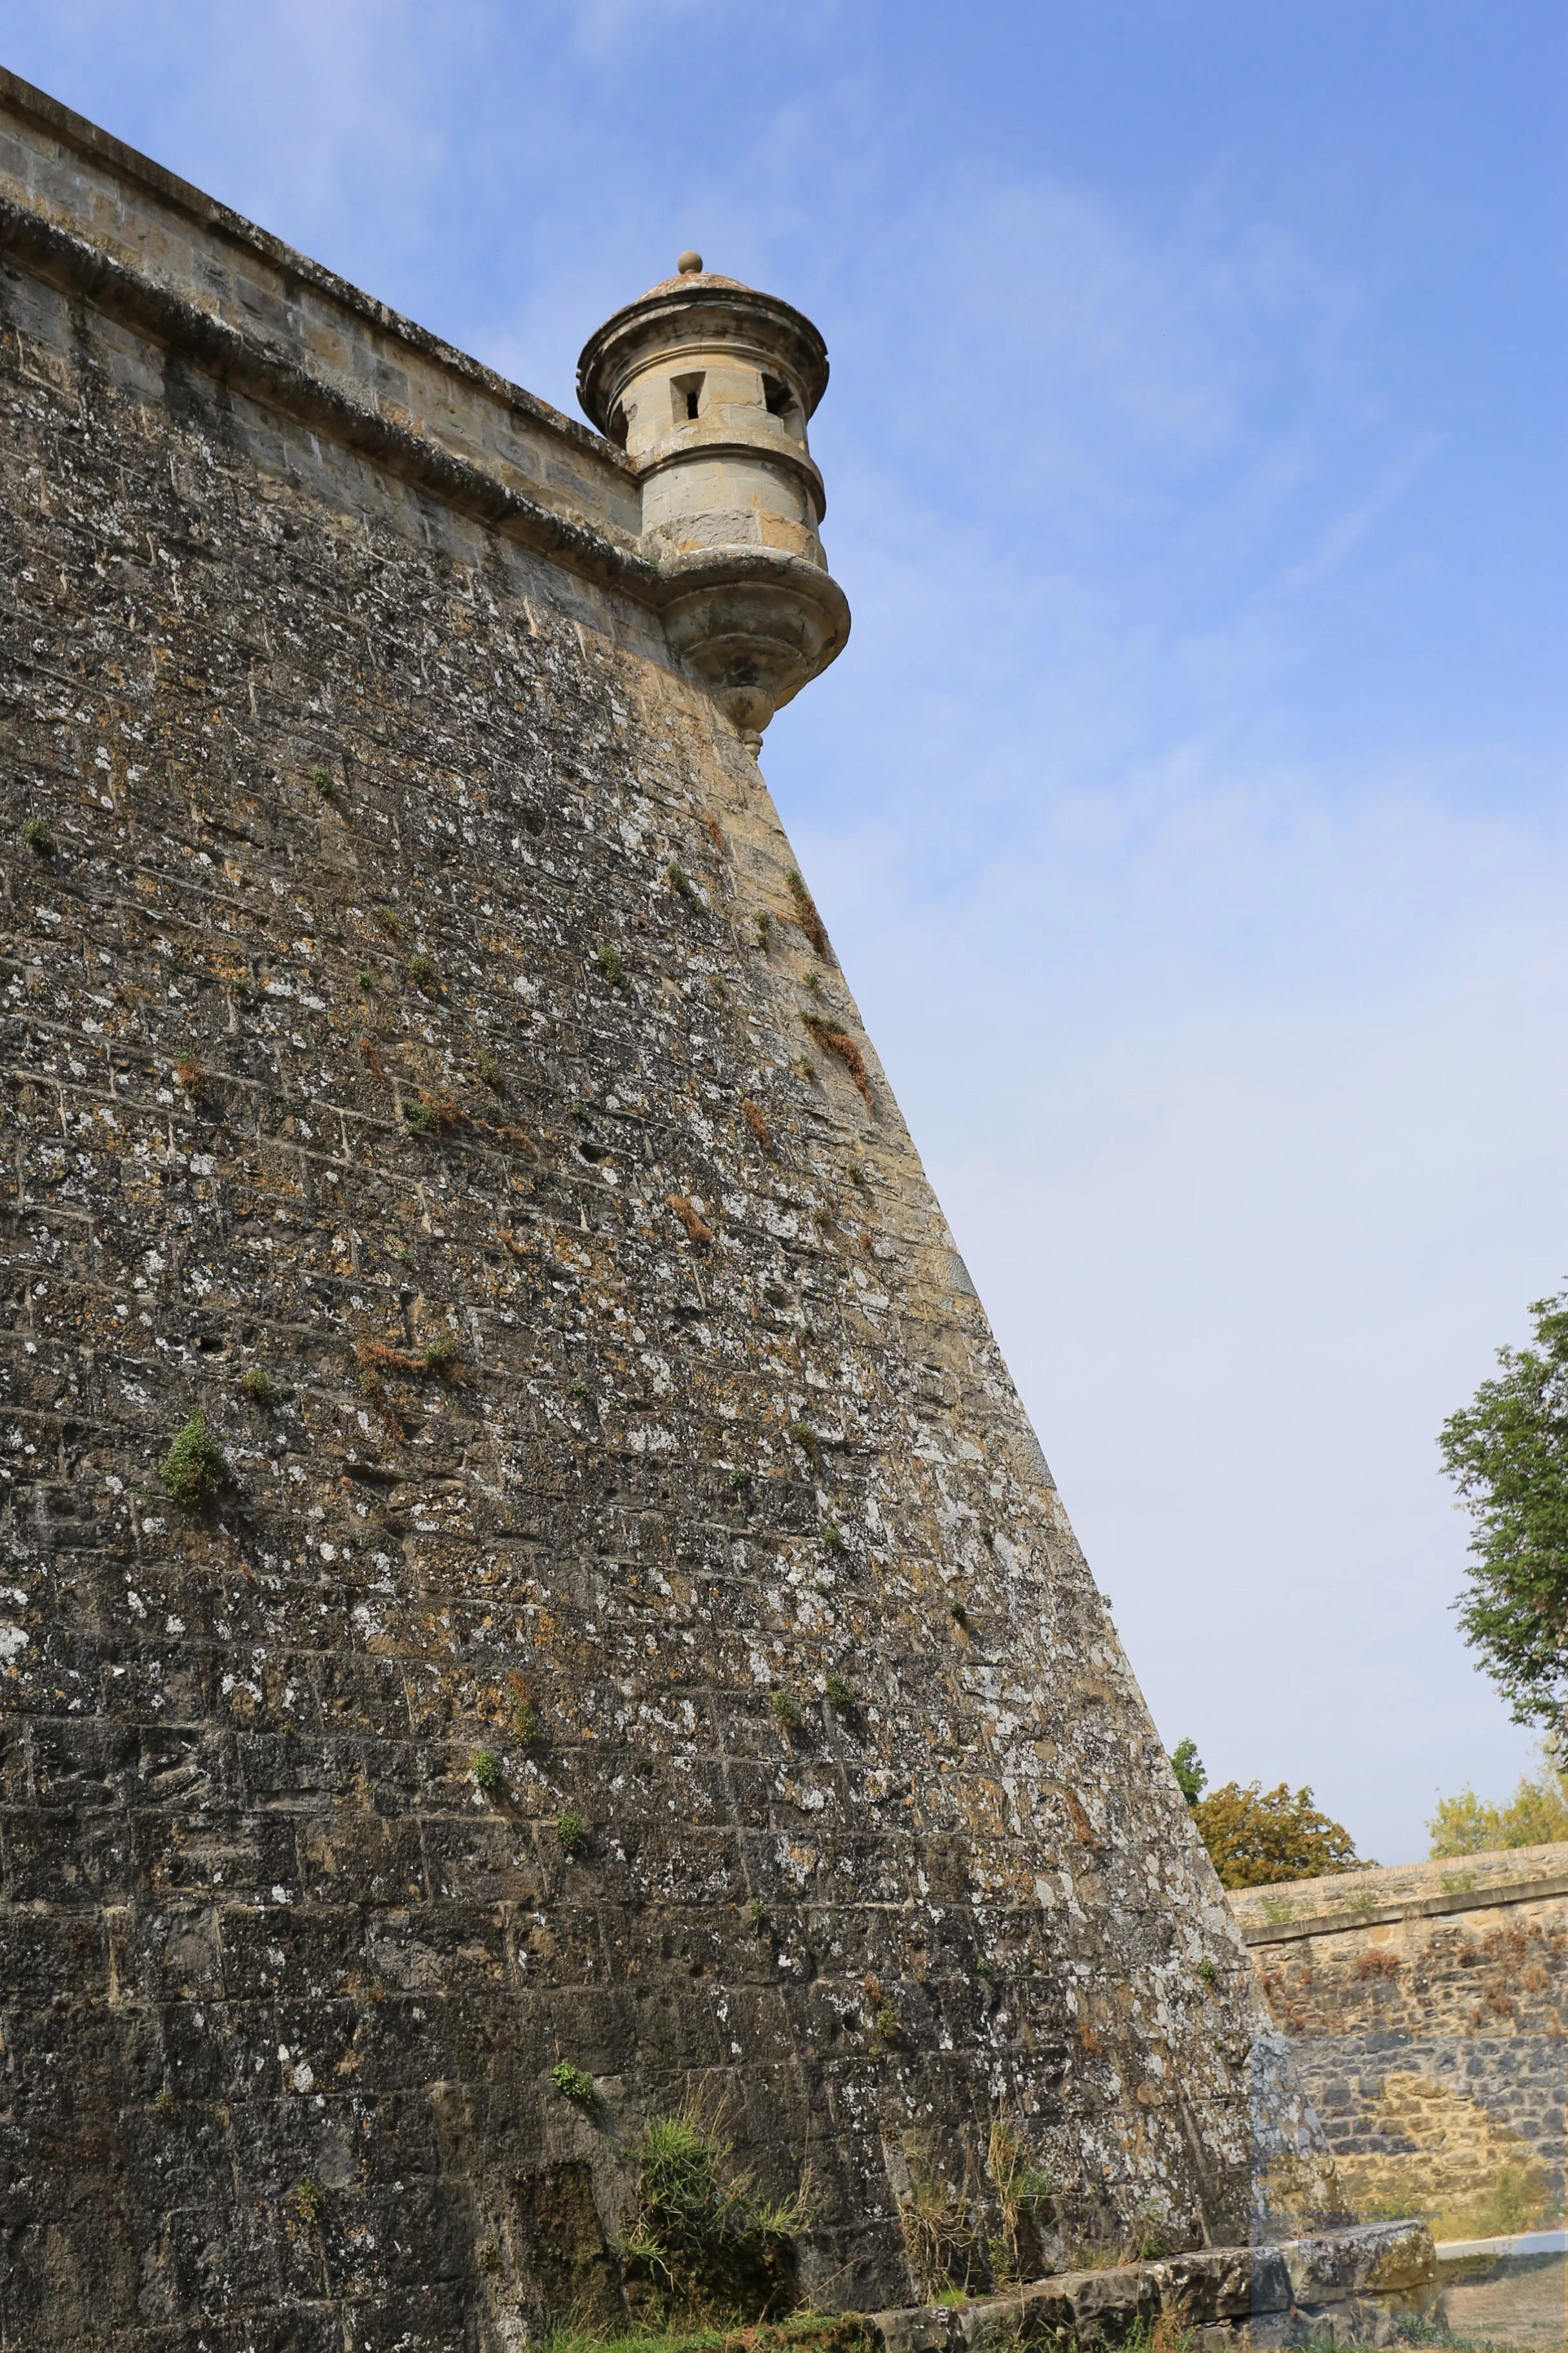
{"left": 1233, "top": 1841, "right": 1568, "bottom": 2239}
{"left": 0, "top": 65, "right": 1342, "bottom": 2352}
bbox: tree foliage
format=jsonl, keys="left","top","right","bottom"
{"left": 1191, "top": 1779, "right": 1364, "bottom": 1889}
{"left": 1167, "top": 1743, "right": 1364, "bottom": 1886}
{"left": 1429, "top": 1743, "right": 1568, "bottom": 1857}
{"left": 1438, "top": 1290, "right": 1568, "bottom": 1731}
{"left": 1170, "top": 1737, "right": 1207, "bottom": 1807}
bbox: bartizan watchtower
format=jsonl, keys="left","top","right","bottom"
{"left": 577, "top": 250, "right": 848, "bottom": 740}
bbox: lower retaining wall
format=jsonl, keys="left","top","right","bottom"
{"left": 1231, "top": 1843, "right": 1568, "bottom": 2239}
{"left": 869, "top": 2219, "right": 1437, "bottom": 2349}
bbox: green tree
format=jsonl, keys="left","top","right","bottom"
{"left": 1190, "top": 1780, "right": 1365, "bottom": 1890}
{"left": 1169, "top": 1737, "right": 1207, "bottom": 1807}
{"left": 1439, "top": 1289, "right": 1568, "bottom": 1731}
{"left": 1429, "top": 1743, "right": 1568, "bottom": 1857}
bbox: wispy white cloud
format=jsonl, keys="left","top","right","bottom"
{"left": 1274, "top": 432, "right": 1444, "bottom": 596}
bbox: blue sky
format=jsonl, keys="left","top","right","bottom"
{"left": 8, "top": 2, "right": 1564, "bottom": 1862}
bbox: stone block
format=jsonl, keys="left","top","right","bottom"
{"left": 1280, "top": 2217, "right": 1436, "bottom": 2300}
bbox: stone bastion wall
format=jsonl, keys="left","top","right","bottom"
{"left": 1233, "top": 1842, "right": 1568, "bottom": 2241}
{"left": 0, "top": 66, "right": 1335, "bottom": 2352}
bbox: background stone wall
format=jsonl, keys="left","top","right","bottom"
{"left": 0, "top": 70, "right": 1330, "bottom": 2353}
{"left": 1235, "top": 1844, "right": 1568, "bottom": 2241}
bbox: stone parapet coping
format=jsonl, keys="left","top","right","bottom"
{"left": 1235, "top": 1868, "right": 1568, "bottom": 1947}
{"left": 1229, "top": 1841, "right": 1568, "bottom": 1946}
{"left": 0, "top": 188, "right": 655, "bottom": 597}
{"left": 868, "top": 2219, "right": 1434, "bottom": 2350}
{"left": 0, "top": 63, "right": 624, "bottom": 475}
{"left": 1436, "top": 2228, "right": 1567, "bottom": 2265}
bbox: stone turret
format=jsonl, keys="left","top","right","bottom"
{"left": 578, "top": 251, "right": 850, "bottom": 739}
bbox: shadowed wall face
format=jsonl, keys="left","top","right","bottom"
{"left": 0, "top": 73, "right": 1325, "bottom": 2350}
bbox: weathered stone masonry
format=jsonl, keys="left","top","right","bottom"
{"left": 1235, "top": 1845, "right": 1568, "bottom": 2239}
{"left": 0, "top": 67, "right": 1331, "bottom": 2350}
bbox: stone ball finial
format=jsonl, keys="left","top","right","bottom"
{"left": 676, "top": 250, "right": 702, "bottom": 275}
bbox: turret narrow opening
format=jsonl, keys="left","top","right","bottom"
{"left": 671, "top": 371, "right": 704, "bottom": 423}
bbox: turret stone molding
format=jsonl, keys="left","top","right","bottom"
{"left": 579, "top": 252, "right": 850, "bottom": 740}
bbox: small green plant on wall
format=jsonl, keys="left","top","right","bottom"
{"left": 551, "top": 2061, "right": 598, "bottom": 2108}
{"left": 509, "top": 1673, "right": 542, "bottom": 1744}
{"left": 159, "top": 1410, "right": 231, "bottom": 1507}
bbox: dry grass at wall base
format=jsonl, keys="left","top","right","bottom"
{"left": 533, "top": 2316, "right": 1200, "bottom": 2353}
{"left": 528, "top": 2296, "right": 1545, "bottom": 2353}
{"left": 985, "top": 2119, "right": 1057, "bottom": 2287}
{"left": 537, "top": 2319, "right": 868, "bottom": 2353}
{"left": 617, "top": 2094, "right": 811, "bottom": 2331}
{"left": 896, "top": 2118, "right": 1062, "bottom": 2305}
